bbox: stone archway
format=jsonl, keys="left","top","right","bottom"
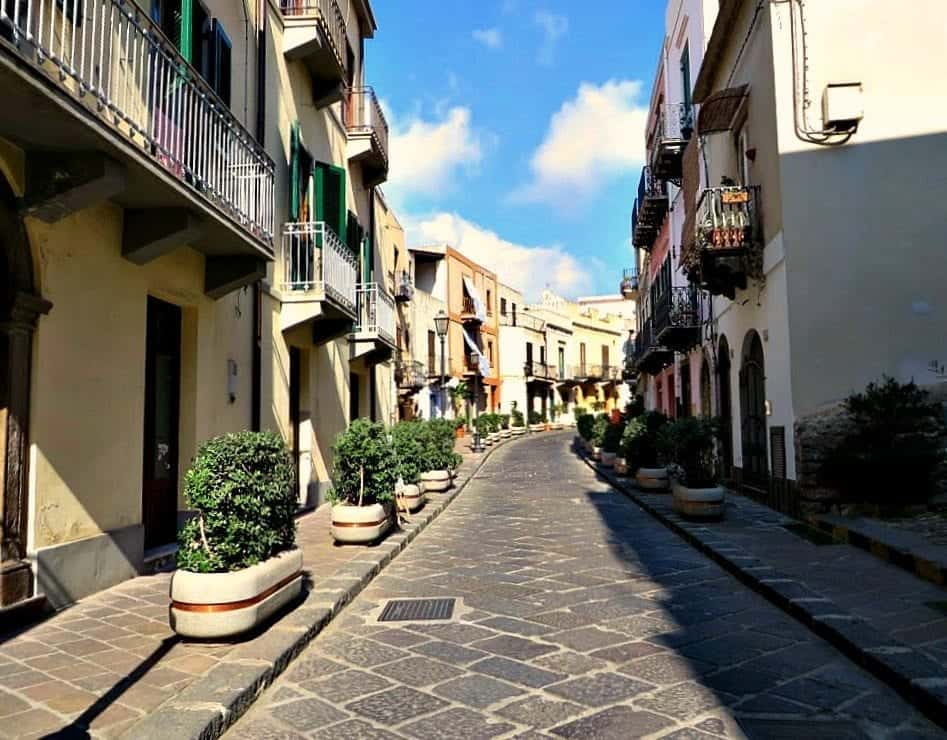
{"left": 1, "top": 181, "right": 50, "bottom": 609}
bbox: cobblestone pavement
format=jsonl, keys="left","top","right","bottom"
{"left": 227, "top": 432, "right": 943, "bottom": 739}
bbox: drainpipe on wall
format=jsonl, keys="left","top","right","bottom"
{"left": 250, "top": 2, "right": 266, "bottom": 432}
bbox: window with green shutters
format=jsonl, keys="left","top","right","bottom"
{"left": 315, "top": 163, "right": 347, "bottom": 242}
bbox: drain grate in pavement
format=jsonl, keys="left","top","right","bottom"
{"left": 737, "top": 718, "right": 866, "bottom": 739}
{"left": 378, "top": 598, "right": 456, "bottom": 622}
{"left": 781, "top": 523, "right": 840, "bottom": 546}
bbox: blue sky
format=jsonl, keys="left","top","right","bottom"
{"left": 368, "top": 0, "right": 666, "bottom": 301}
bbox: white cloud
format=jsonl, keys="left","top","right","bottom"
{"left": 472, "top": 28, "right": 503, "bottom": 50}
{"left": 534, "top": 11, "right": 568, "bottom": 66}
{"left": 511, "top": 79, "right": 648, "bottom": 208}
{"left": 388, "top": 107, "right": 482, "bottom": 200}
{"left": 405, "top": 212, "right": 592, "bottom": 302}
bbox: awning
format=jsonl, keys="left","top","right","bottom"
{"left": 697, "top": 85, "right": 749, "bottom": 134}
{"left": 461, "top": 327, "right": 491, "bottom": 377}
{"left": 462, "top": 276, "right": 487, "bottom": 322}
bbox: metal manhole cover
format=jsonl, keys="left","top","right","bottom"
{"left": 378, "top": 598, "right": 456, "bottom": 622}
{"left": 737, "top": 718, "right": 866, "bottom": 740}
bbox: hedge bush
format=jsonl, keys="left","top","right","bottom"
{"left": 329, "top": 419, "right": 398, "bottom": 507}
{"left": 177, "top": 431, "right": 296, "bottom": 574}
{"left": 511, "top": 409, "right": 525, "bottom": 427}
{"left": 391, "top": 421, "right": 425, "bottom": 485}
{"left": 577, "top": 413, "right": 595, "bottom": 441}
{"left": 420, "top": 419, "right": 462, "bottom": 471}
{"left": 658, "top": 417, "right": 719, "bottom": 488}
{"left": 590, "top": 413, "right": 610, "bottom": 447}
{"left": 602, "top": 418, "right": 625, "bottom": 454}
{"left": 621, "top": 411, "right": 669, "bottom": 472}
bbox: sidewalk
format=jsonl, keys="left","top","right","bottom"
{"left": 0, "top": 447, "right": 491, "bottom": 739}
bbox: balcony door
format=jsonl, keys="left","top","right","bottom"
{"left": 142, "top": 297, "right": 182, "bottom": 550}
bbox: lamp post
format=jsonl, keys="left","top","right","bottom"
{"left": 472, "top": 361, "right": 484, "bottom": 452}
{"left": 434, "top": 310, "right": 449, "bottom": 420}
{"left": 523, "top": 361, "right": 531, "bottom": 435}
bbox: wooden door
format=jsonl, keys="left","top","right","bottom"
{"left": 740, "top": 332, "right": 768, "bottom": 487}
{"left": 142, "top": 297, "right": 182, "bottom": 550}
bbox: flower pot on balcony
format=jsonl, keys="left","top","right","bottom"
{"left": 331, "top": 503, "right": 393, "bottom": 544}
{"left": 614, "top": 457, "right": 629, "bottom": 475}
{"left": 397, "top": 484, "right": 425, "bottom": 513}
{"left": 420, "top": 470, "right": 451, "bottom": 493}
{"left": 672, "top": 482, "right": 725, "bottom": 519}
{"left": 601, "top": 451, "right": 616, "bottom": 467}
{"left": 636, "top": 467, "right": 670, "bottom": 491}
{"left": 170, "top": 549, "right": 304, "bottom": 640}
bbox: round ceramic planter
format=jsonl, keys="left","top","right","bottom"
{"left": 552, "top": 422, "right": 564, "bottom": 430}
{"left": 672, "top": 482, "right": 726, "bottom": 519}
{"left": 397, "top": 483, "right": 425, "bottom": 513}
{"left": 170, "top": 548, "right": 304, "bottom": 640}
{"left": 512, "top": 427, "right": 526, "bottom": 436}
{"left": 331, "top": 502, "right": 392, "bottom": 544}
{"left": 421, "top": 470, "right": 451, "bottom": 493}
{"left": 591, "top": 446, "right": 602, "bottom": 461}
{"left": 614, "top": 457, "right": 629, "bottom": 476}
{"left": 501, "top": 429, "right": 512, "bottom": 439}
{"left": 530, "top": 424, "right": 545, "bottom": 432}
{"left": 600, "top": 451, "right": 616, "bottom": 467}
{"left": 636, "top": 467, "right": 670, "bottom": 491}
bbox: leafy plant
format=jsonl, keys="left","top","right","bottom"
{"left": 591, "top": 400, "right": 606, "bottom": 412}
{"left": 590, "top": 413, "right": 610, "bottom": 447}
{"left": 624, "top": 396, "right": 645, "bottom": 419}
{"left": 329, "top": 419, "right": 398, "bottom": 507}
{"left": 821, "top": 377, "right": 947, "bottom": 504}
{"left": 658, "top": 417, "right": 720, "bottom": 488}
{"left": 603, "top": 419, "right": 626, "bottom": 454}
{"left": 177, "top": 431, "right": 296, "bottom": 574}
{"left": 420, "top": 419, "right": 463, "bottom": 471}
{"left": 577, "top": 413, "right": 595, "bottom": 441}
{"left": 391, "top": 421, "right": 425, "bottom": 485}
{"left": 511, "top": 409, "right": 525, "bottom": 427}
{"left": 500, "top": 414, "right": 511, "bottom": 430}
{"left": 528, "top": 410, "right": 543, "bottom": 425}
{"left": 620, "top": 411, "right": 670, "bottom": 472}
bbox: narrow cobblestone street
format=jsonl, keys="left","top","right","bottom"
{"left": 227, "top": 433, "right": 943, "bottom": 739}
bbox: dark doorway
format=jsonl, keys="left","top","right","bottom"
{"left": 142, "top": 297, "right": 182, "bottom": 550}
{"left": 679, "top": 361, "right": 691, "bottom": 417}
{"left": 289, "top": 346, "right": 301, "bottom": 499}
{"left": 349, "top": 372, "right": 360, "bottom": 422}
{"left": 740, "top": 330, "right": 768, "bottom": 487}
{"left": 717, "top": 336, "right": 733, "bottom": 476}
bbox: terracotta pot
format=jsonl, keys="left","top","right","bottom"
{"left": 672, "top": 482, "right": 726, "bottom": 519}
{"left": 455, "top": 427, "right": 465, "bottom": 439}
{"left": 331, "top": 502, "right": 393, "bottom": 544}
{"left": 170, "top": 549, "right": 303, "bottom": 639}
{"left": 601, "top": 451, "right": 616, "bottom": 467}
{"left": 636, "top": 467, "right": 670, "bottom": 491}
{"left": 421, "top": 470, "right": 451, "bottom": 493}
{"left": 397, "top": 484, "right": 425, "bottom": 513}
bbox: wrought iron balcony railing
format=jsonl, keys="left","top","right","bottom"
{"left": 620, "top": 266, "right": 639, "bottom": 298}
{"left": 279, "top": 0, "right": 349, "bottom": 80}
{"left": 631, "top": 166, "right": 668, "bottom": 249}
{"left": 396, "top": 360, "right": 426, "bottom": 390}
{"left": 499, "top": 311, "right": 545, "bottom": 332}
{"left": 395, "top": 270, "right": 414, "bottom": 302}
{"left": 343, "top": 86, "right": 389, "bottom": 166}
{"left": 282, "top": 222, "right": 358, "bottom": 312}
{"left": 654, "top": 103, "right": 694, "bottom": 147}
{"left": 654, "top": 286, "right": 702, "bottom": 352}
{"left": 355, "top": 283, "right": 396, "bottom": 345}
{"left": 633, "top": 318, "right": 674, "bottom": 375}
{"left": 525, "top": 361, "right": 557, "bottom": 381}
{"left": 695, "top": 185, "right": 762, "bottom": 253}
{"left": 0, "top": 0, "right": 276, "bottom": 245}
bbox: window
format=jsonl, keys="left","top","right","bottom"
{"left": 680, "top": 42, "right": 692, "bottom": 123}
{"left": 602, "top": 345, "right": 609, "bottom": 369}
{"left": 525, "top": 343, "right": 533, "bottom": 365}
{"left": 579, "top": 343, "right": 587, "bottom": 371}
{"left": 540, "top": 346, "right": 546, "bottom": 366}
{"left": 500, "top": 297, "right": 507, "bottom": 316}
{"left": 427, "top": 331, "right": 436, "bottom": 375}
{"left": 488, "top": 341, "right": 494, "bottom": 364}
{"left": 512, "top": 303, "right": 517, "bottom": 324}
{"left": 558, "top": 347, "right": 565, "bottom": 377}
{"left": 153, "top": 1, "right": 230, "bottom": 105}
{"left": 486, "top": 289, "right": 493, "bottom": 315}
{"left": 315, "top": 163, "right": 347, "bottom": 242}
{"left": 736, "top": 124, "right": 750, "bottom": 185}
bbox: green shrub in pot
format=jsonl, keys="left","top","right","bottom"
{"left": 602, "top": 418, "right": 626, "bottom": 455}
{"left": 620, "top": 411, "right": 669, "bottom": 473}
{"left": 576, "top": 412, "right": 595, "bottom": 441}
{"left": 391, "top": 421, "right": 425, "bottom": 486}
{"left": 328, "top": 419, "right": 398, "bottom": 507}
{"left": 657, "top": 417, "right": 720, "bottom": 488}
{"left": 177, "top": 431, "right": 296, "bottom": 574}
{"left": 420, "top": 419, "right": 463, "bottom": 472}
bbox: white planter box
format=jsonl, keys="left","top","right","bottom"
{"left": 512, "top": 427, "right": 526, "bottom": 436}
{"left": 591, "top": 446, "right": 602, "bottom": 461}
{"left": 601, "top": 451, "right": 616, "bottom": 467}
{"left": 170, "top": 548, "right": 304, "bottom": 640}
{"left": 331, "top": 502, "right": 392, "bottom": 544}
{"left": 421, "top": 470, "right": 451, "bottom": 493}
{"left": 397, "top": 484, "right": 425, "bottom": 513}
{"left": 636, "top": 467, "right": 670, "bottom": 491}
{"left": 530, "top": 424, "right": 545, "bottom": 432}
{"left": 501, "top": 429, "right": 512, "bottom": 438}
{"left": 614, "top": 457, "right": 629, "bottom": 475}
{"left": 672, "top": 482, "right": 726, "bottom": 519}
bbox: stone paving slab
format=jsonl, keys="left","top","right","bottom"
{"left": 225, "top": 432, "right": 942, "bottom": 739}
{"left": 0, "top": 435, "right": 516, "bottom": 739}
{"left": 580, "top": 447, "right": 947, "bottom": 732}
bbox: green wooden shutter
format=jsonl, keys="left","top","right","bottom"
{"left": 314, "top": 163, "right": 347, "bottom": 241}
{"left": 289, "top": 122, "right": 300, "bottom": 221}
{"left": 179, "top": 0, "right": 193, "bottom": 62}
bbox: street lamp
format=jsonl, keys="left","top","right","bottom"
{"left": 523, "top": 361, "right": 531, "bottom": 435}
{"left": 434, "top": 309, "right": 449, "bottom": 419}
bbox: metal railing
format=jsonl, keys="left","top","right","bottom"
{"left": 620, "top": 266, "right": 639, "bottom": 296}
{"left": 396, "top": 360, "right": 426, "bottom": 389}
{"left": 696, "top": 185, "right": 762, "bottom": 251}
{"left": 282, "top": 222, "right": 357, "bottom": 311}
{"left": 654, "top": 102, "right": 694, "bottom": 145}
{"left": 278, "top": 0, "right": 348, "bottom": 79}
{"left": 396, "top": 270, "right": 414, "bottom": 301}
{"left": 637, "top": 166, "right": 666, "bottom": 203}
{"left": 634, "top": 319, "right": 658, "bottom": 362}
{"left": 0, "top": 0, "right": 276, "bottom": 244}
{"left": 355, "top": 282, "right": 396, "bottom": 344}
{"left": 499, "top": 311, "right": 545, "bottom": 332}
{"left": 461, "top": 295, "right": 479, "bottom": 317}
{"left": 343, "top": 86, "right": 389, "bottom": 165}
{"left": 525, "top": 361, "right": 557, "bottom": 380}
{"left": 654, "top": 286, "right": 701, "bottom": 334}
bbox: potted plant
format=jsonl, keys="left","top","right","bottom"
{"left": 511, "top": 407, "right": 526, "bottom": 436}
{"left": 590, "top": 413, "right": 609, "bottom": 460}
{"left": 420, "top": 419, "right": 462, "bottom": 492}
{"left": 659, "top": 417, "right": 725, "bottom": 519}
{"left": 454, "top": 417, "right": 466, "bottom": 439}
{"left": 500, "top": 414, "right": 512, "bottom": 439}
{"left": 621, "top": 411, "right": 670, "bottom": 490}
{"left": 529, "top": 410, "right": 544, "bottom": 433}
{"left": 391, "top": 421, "right": 425, "bottom": 513}
{"left": 601, "top": 418, "right": 625, "bottom": 467}
{"left": 550, "top": 404, "right": 565, "bottom": 430}
{"left": 328, "top": 419, "right": 398, "bottom": 543}
{"left": 576, "top": 412, "right": 595, "bottom": 451}
{"left": 450, "top": 383, "right": 469, "bottom": 436}
{"left": 170, "top": 431, "right": 301, "bottom": 639}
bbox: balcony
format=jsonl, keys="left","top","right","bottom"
{"left": 281, "top": 222, "right": 357, "bottom": 338}
{"left": 651, "top": 103, "right": 694, "bottom": 182}
{"left": 631, "top": 167, "right": 668, "bottom": 250}
{"left": 280, "top": 0, "right": 349, "bottom": 106}
{"left": 396, "top": 360, "right": 426, "bottom": 391}
{"left": 499, "top": 311, "right": 545, "bottom": 332}
{"left": 620, "top": 266, "right": 639, "bottom": 300}
{"left": 0, "top": 0, "right": 275, "bottom": 298}
{"left": 343, "top": 87, "right": 389, "bottom": 186}
{"left": 461, "top": 295, "right": 484, "bottom": 324}
{"left": 525, "top": 361, "right": 557, "bottom": 384}
{"left": 633, "top": 319, "right": 673, "bottom": 376}
{"left": 352, "top": 283, "right": 396, "bottom": 363}
{"left": 654, "top": 287, "right": 702, "bottom": 352}
{"left": 683, "top": 185, "right": 762, "bottom": 299}
{"left": 395, "top": 270, "right": 414, "bottom": 303}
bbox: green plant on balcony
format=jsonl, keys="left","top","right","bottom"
{"left": 528, "top": 410, "right": 543, "bottom": 425}
{"left": 500, "top": 414, "right": 511, "bottom": 430}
